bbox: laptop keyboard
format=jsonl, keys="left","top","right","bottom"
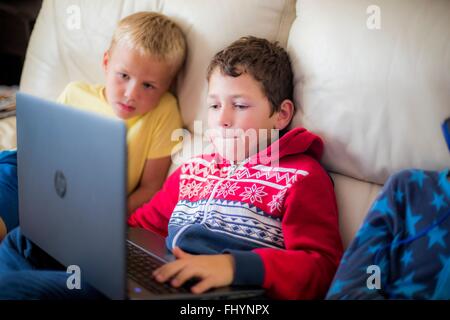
{"left": 127, "top": 241, "right": 190, "bottom": 294}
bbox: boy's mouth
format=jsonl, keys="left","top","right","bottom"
{"left": 117, "top": 102, "right": 135, "bottom": 113}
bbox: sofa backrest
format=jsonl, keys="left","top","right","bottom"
{"left": 20, "top": 0, "right": 450, "bottom": 248}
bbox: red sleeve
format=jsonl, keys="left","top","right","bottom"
{"left": 127, "top": 166, "right": 181, "bottom": 237}
{"left": 254, "top": 164, "right": 343, "bottom": 299}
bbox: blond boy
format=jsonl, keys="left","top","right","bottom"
{"left": 0, "top": 11, "right": 187, "bottom": 239}
{"left": 58, "top": 12, "right": 186, "bottom": 214}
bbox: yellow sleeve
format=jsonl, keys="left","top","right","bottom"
{"left": 146, "top": 94, "right": 184, "bottom": 159}
{"left": 56, "top": 81, "right": 84, "bottom": 105}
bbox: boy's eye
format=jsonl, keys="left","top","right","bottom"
{"left": 234, "top": 104, "right": 248, "bottom": 110}
{"left": 143, "top": 83, "right": 154, "bottom": 89}
{"left": 209, "top": 104, "right": 219, "bottom": 109}
{"left": 118, "top": 73, "right": 129, "bottom": 80}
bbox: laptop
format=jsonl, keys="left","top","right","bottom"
{"left": 16, "top": 92, "right": 265, "bottom": 300}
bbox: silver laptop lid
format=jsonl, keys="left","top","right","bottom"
{"left": 16, "top": 92, "right": 127, "bottom": 300}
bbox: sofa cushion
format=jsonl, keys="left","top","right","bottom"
{"left": 288, "top": 0, "right": 450, "bottom": 185}
{"left": 288, "top": 0, "right": 450, "bottom": 244}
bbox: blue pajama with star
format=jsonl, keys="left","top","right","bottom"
{"left": 326, "top": 169, "right": 450, "bottom": 299}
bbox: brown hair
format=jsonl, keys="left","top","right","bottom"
{"left": 207, "top": 36, "right": 294, "bottom": 116}
{"left": 110, "top": 12, "right": 186, "bottom": 75}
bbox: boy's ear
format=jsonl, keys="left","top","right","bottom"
{"left": 102, "top": 51, "right": 110, "bottom": 71}
{"left": 275, "top": 99, "right": 295, "bottom": 130}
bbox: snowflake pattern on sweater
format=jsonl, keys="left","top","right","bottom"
{"left": 170, "top": 157, "right": 308, "bottom": 249}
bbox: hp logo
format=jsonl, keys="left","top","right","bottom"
{"left": 54, "top": 170, "right": 67, "bottom": 198}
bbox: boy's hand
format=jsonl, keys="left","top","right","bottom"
{"left": 153, "top": 247, "right": 235, "bottom": 294}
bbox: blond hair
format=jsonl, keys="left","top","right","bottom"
{"left": 110, "top": 12, "right": 186, "bottom": 74}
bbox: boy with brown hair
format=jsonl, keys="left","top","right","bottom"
{"left": 131, "top": 36, "right": 343, "bottom": 299}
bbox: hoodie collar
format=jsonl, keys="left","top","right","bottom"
{"left": 248, "top": 127, "right": 324, "bottom": 165}
{"left": 210, "top": 127, "right": 324, "bottom": 170}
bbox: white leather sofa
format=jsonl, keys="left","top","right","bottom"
{"left": 1, "top": 0, "right": 449, "bottom": 248}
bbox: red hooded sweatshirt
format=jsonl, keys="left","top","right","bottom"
{"left": 128, "top": 127, "right": 343, "bottom": 299}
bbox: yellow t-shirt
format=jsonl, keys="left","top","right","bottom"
{"left": 57, "top": 81, "right": 183, "bottom": 194}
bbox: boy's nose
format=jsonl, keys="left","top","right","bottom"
{"left": 217, "top": 106, "right": 233, "bottom": 128}
{"left": 124, "top": 82, "right": 138, "bottom": 101}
